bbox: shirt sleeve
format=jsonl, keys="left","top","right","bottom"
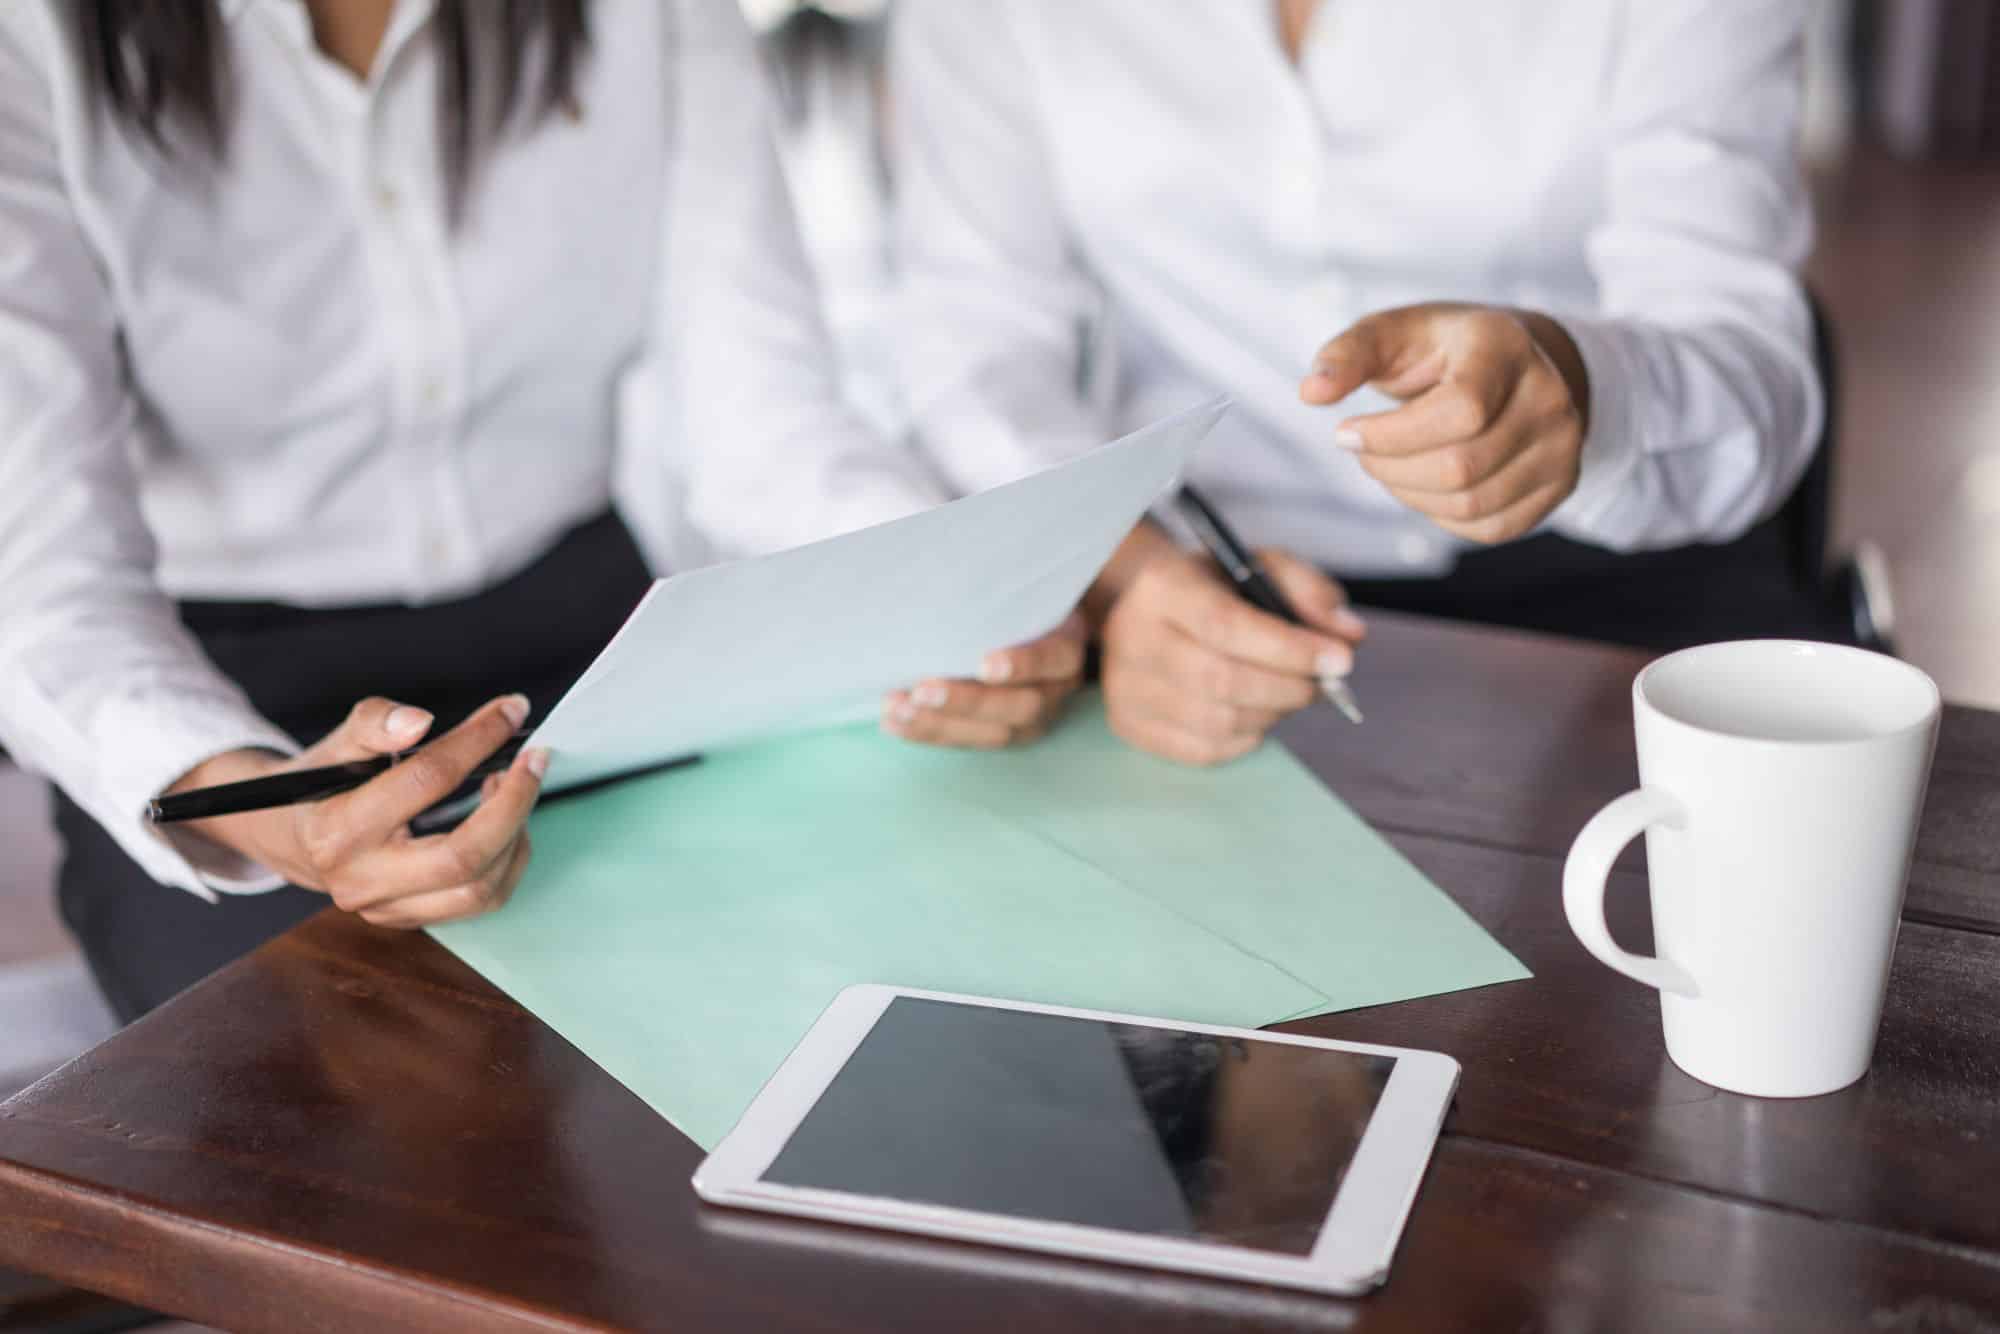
{"left": 1546, "top": 0, "right": 1823, "bottom": 552}
{"left": 647, "top": 0, "right": 946, "bottom": 561}
{"left": 887, "top": 0, "right": 1111, "bottom": 496}
{"left": 0, "top": 12, "right": 296, "bottom": 901}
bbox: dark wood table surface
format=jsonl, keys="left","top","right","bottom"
{"left": 4, "top": 612, "right": 1999, "bottom": 1333}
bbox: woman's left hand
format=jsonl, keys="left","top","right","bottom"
{"left": 882, "top": 610, "right": 1090, "bottom": 749}
{"left": 1301, "top": 302, "right": 1591, "bottom": 545}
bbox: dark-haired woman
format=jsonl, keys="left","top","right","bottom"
{"left": 0, "top": 0, "right": 1085, "bottom": 1021}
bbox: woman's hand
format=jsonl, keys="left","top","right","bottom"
{"left": 882, "top": 610, "right": 1090, "bottom": 749}
{"left": 163, "top": 694, "right": 546, "bottom": 929}
{"left": 1302, "top": 303, "right": 1591, "bottom": 544}
{"left": 1100, "top": 546, "right": 1364, "bottom": 766}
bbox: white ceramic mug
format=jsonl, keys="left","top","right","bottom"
{"left": 1562, "top": 640, "right": 1940, "bottom": 1098}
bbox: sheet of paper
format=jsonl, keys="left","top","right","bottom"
{"left": 433, "top": 694, "right": 1528, "bottom": 1150}
{"left": 531, "top": 398, "right": 1226, "bottom": 793}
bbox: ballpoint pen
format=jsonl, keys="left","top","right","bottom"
{"left": 146, "top": 735, "right": 530, "bottom": 825}
{"left": 1173, "top": 484, "right": 1364, "bottom": 724}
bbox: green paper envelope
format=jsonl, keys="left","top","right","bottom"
{"left": 433, "top": 693, "right": 1527, "bottom": 1149}
{"left": 884, "top": 701, "right": 1531, "bottom": 1019}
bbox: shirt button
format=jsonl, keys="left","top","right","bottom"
{"left": 425, "top": 533, "right": 450, "bottom": 569}
{"left": 1397, "top": 532, "right": 1433, "bottom": 566}
{"left": 419, "top": 374, "right": 445, "bottom": 409}
{"left": 375, "top": 181, "right": 400, "bottom": 213}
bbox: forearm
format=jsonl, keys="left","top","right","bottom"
{"left": 1546, "top": 310, "right": 1820, "bottom": 550}
{"left": 1550, "top": 0, "right": 1818, "bottom": 550}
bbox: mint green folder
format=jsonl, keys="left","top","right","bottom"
{"left": 433, "top": 694, "right": 1527, "bottom": 1149}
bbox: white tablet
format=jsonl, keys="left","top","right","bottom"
{"left": 693, "top": 986, "right": 1459, "bottom": 1295}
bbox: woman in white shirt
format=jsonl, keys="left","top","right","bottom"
{"left": 0, "top": 0, "right": 1081, "bottom": 1020}
{"left": 890, "top": 0, "right": 1827, "bottom": 766}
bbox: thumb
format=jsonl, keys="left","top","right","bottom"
{"left": 305, "top": 696, "right": 435, "bottom": 765}
{"left": 981, "top": 608, "right": 1091, "bottom": 685}
{"left": 1052, "top": 607, "right": 1090, "bottom": 644}
{"left": 1258, "top": 549, "right": 1367, "bottom": 642}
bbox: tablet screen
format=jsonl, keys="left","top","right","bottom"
{"left": 761, "top": 997, "right": 1396, "bottom": 1256}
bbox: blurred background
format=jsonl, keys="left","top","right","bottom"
{"left": 6, "top": 8, "right": 2000, "bottom": 1324}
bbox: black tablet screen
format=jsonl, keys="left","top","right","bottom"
{"left": 762, "top": 998, "right": 1396, "bottom": 1255}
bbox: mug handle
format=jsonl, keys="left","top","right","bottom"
{"left": 1562, "top": 789, "right": 1700, "bottom": 998}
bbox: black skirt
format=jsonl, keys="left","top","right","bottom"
{"left": 54, "top": 511, "right": 653, "bottom": 1023}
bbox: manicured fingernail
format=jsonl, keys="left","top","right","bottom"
{"left": 499, "top": 694, "right": 531, "bottom": 728}
{"left": 913, "top": 682, "right": 949, "bottom": 708}
{"left": 522, "top": 747, "right": 550, "bottom": 779}
{"left": 981, "top": 654, "right": 1013, "bottom": 684}
{"left": 1315, "top": 649, "right": 1351, "bottom": 679}
{"left": 1334, "top": 427, "right": 1366, "bottom": 452}
{"left": 385, "top": 705, "right": 432, "bottom": 740}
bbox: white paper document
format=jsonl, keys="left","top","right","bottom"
{"left": 533, "top": 398, "right": 1226, "bottom": 791}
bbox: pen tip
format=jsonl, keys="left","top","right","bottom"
{"left": 1319, "top": 678, "right": 1365, "bottom": 725}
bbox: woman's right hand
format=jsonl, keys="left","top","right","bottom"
{"left": 163, "top": 694, "right": 548, "bottom": 929}
{"left": 1100, "top": 546, "right": 1364, "bottom": 766}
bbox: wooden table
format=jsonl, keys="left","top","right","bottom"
{"left": 3, "top": 613, "right": 1999, "bottom": 1332}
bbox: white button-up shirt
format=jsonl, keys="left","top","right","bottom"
{"left": 0, "top": 0, "right": 940, "bottom": 896}
{"left": 890, "top": 0, "right": 1823, "bottom": 576}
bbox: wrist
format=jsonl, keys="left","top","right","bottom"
{"left": 161, "top": 747, "right": 292, "bottom": 867}
{"left": 1081, "top": 520, "right": 1184, "bottom": 629}
{"left": 1514, "top": 309, "right": 1591, "bottom": 437}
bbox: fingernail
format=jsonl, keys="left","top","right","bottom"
{"left": 893, "top": 698, "right": 919, "bottom": 724}
{"left": 1334, "top": 607, "right": 1369, "bottom": 637}
{"left": 981, "top": 654, "right": 1013, "bottom": 684}
{"left": 1334, "top": 427, "right": 1366, "bottom": 452}
{"left": 522, "top": 747, "right": 550, "bottom": 779}
{"left": 385, "top": 705, "right": 433, "bottom": 740}
{"left": 499, "top": 694, "right": 531, "bottom": 729}
{"left": 913, "top": 682, "right": 949, "bottom": 709}
{"left": 1315, "top": 649, "right": 1352, "bottom": 679}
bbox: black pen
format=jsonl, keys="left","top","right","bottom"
{"left": 146, "top": 735, "right": 528, "bottom": 825}
{"left": 1173, "top": 484, "right": 1364, "bottom": 724}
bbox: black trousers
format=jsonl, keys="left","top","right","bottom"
{"left": 1337, "top": 514, "right": 1851, "bottom": 653}
{"left": 55, "top": 512, "right": 653, "bottom": 1024}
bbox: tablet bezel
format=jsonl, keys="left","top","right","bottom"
{"left": 692, "top": 985, "right": 1459, "bottom": 1295}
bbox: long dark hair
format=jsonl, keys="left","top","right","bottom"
{"left": 74, "top": 1, "right": 591, "bottom": 215}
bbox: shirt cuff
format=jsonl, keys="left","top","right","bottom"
{"left": 92, "top": 690, "right": 300, "bottom": 902}
{"left": 1545, "top": 315, "right": 1646, "bottom": 544}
